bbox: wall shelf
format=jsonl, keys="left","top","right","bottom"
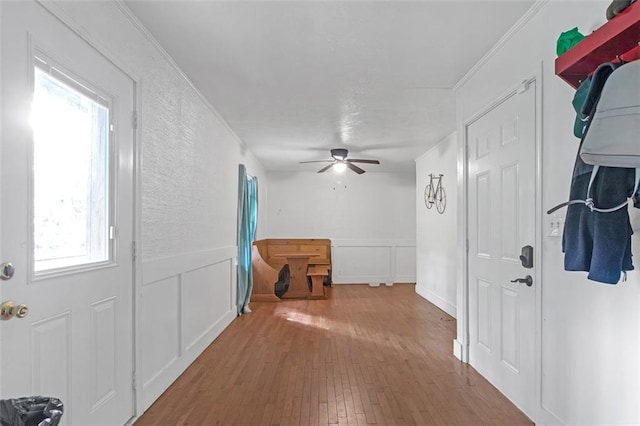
{"left": 555, "top": 1, "right": 640, "bottom": 88}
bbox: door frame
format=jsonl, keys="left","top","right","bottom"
{"left": 29, "top": 1, "right": 145, "bottom": 420}
{"left": 455, "top": 66, "right": 548, "bottom": 422}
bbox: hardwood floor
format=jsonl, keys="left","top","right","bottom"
{"left": 135, "top": 284, "right": 531, "bottom": 425}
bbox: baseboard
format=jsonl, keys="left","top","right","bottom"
{"left": 453, "top": 339, "right": 465, "bottom": 361}
{"left": 333, "top": 276, "right": 413, "bottom": 285}
{"left": 536, "top": 404, "right": 565, "bottom": 425}
{"left": 415, "top": 287, "right": 456, "bottom": 318}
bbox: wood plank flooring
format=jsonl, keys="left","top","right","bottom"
{"left": 135, "top": 284, "right": 531, "bottom": 425}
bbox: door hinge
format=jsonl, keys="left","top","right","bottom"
{"left": 132, "top": 110, "right": 138, "bottom": 130}
{"left": 517, "top": 79, "right": 531, "bottom": 94}
{"left": 131, "top": 241, "right": 137, "bottom": 261}
{"left": 132, "top": 371, "right": 137, "bottom": 390}
{"left": 109, "top": 225, "right": 116, "bottom": 240}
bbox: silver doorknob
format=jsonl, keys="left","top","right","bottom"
{"left": 0, "top": 262, "right": 15, "bottom": 280}
{"left": 1, "top": 301, "right": 29, "bottom": 320}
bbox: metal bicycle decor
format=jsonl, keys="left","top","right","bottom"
{"left": 424, "top": 173, "right": 446, "bottom": 214}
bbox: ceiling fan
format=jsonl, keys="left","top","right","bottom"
{"left": 299, "top": 148, "right": 380, "bottom": 174}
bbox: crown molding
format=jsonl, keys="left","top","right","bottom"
{"left": 453, "top": 0, "right": 549, "bottom": 92}
{"left": 113, "top": 1, "right": 252, "bottom": 155}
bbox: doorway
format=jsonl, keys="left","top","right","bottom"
{"left": 1, "top": 2, "right": 137, "bottom": 424}
{"left": 463, "top": 77, "right": 540, "bottom": 419}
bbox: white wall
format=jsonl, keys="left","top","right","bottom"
{"left": 456, "top": 1, "right": 639, "bottom": 424}
{"left": 266, "top": 171, "right": 416, "bottom": 284}
{"left": 43, "top": 1, "right": 268, "bottom": 414}
{"left": 415, "top": 133, "right": 457, "bottom": 317}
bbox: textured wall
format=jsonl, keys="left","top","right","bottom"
{"left": 137, "top": 34, "right": 266, "bottom": 259}
{"left": 54, "top": 1, "right": 267, "bottom": 260}
{"left": 415, "top": 133, "right": 457, "bottom": 316}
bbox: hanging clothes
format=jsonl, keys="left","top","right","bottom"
{"left": 562, "top": 155, "right": 637, "bottom": 283}
{"left": 237, "top": 165, "right": 258, "bottom": 314}
{"left": 561, "top": 61, "right": 640, "bottom": 284}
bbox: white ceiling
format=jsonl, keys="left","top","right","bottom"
{"left": 124, "top": 0, "right": 535, "bottom": 173}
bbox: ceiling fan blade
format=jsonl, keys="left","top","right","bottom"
{"left": 317, "top": 164, "right": 335, "bottom": 173}
{"left": 346, "top": 162, "right": 366, "bottom": 174}
{"left": 347, "top": 159, "right": 380, "bottom": 164}
{"left": 299, "top": 160, "right": 334, "bottom": 164}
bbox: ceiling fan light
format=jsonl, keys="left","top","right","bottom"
{"left": 333, "top": 162, "right": 347, "bottom": 173}
{"left": 330, "top": 148, "right": 348, "bottom": 161}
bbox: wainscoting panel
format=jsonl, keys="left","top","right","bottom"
{"left": 331, "top": 239, "right": 416, "bottom": 285}
{"left": 141, "top": 246, "right": 237, "bottom": 410}
{"left": 181, "top": 260, "right": 233, "bottom": 353}
{"left": 395, "top": 245, "right": 417, "bottom": 283}
{"left": 141, "top": 276, "right": 180, "bottom": 392}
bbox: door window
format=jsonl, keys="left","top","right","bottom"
{"left": 31, "top": 57, "right": 112, "bottom": 273}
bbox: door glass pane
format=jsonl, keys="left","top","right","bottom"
{"left": 31, "top": 64, "right": 110, "bottom": 273}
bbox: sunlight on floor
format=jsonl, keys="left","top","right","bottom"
{"left": 274, "top": 308, "right": 331, "bottom": 330}
{"left": 270, "top": 295, "right": 454, "bottom": 361}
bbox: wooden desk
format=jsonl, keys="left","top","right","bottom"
{"left": 274, "top": 253, "right": 319, "bottom": 299}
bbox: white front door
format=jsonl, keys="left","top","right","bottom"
{"left": 466, "top": 81, "right": 537, "bottom": 416}
{"left": 1, "top": 2, "right": 135, "bottom": 425}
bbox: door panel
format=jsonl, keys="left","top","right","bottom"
{"left": 30, "top": 313, "right": 72, "bottom": 402}
{"left": 476, "top": 172, "right": 492, "bottom": 256}
{"left": 467, "top": 83, "right": 536, "bottom": 416}
{"left": 477, "top": 278, "right": 492, "bottom": 351}
{"left": 501, "top": 164, "right": 520, "bottom": 260}
{"left": 501, "top": 287, "right": 520, "bottom": 371}
{"left": 1, "top": 2, "right": 135, "bottom": 425}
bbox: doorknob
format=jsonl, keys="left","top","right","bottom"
{"left": 510, "top": 275, "right": 533, "bottom": 287}
{"left": 1, "top": 301, "right": 29, "bottom": 320}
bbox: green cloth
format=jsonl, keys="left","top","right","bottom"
{"left": 572, "top": 77, "right": 592, "bottom": 138}
{"left": 557, "top": 27, "right": 585, "bottom": 56}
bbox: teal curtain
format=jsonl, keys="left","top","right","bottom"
{"left": 237, "top": 164, "right": 258, "bottom": 315}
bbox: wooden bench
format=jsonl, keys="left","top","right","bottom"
{"left": 307, "top": 265, "right": 330, "bottom": 299}
{"left": 251, "top": 239, "right": 331, "bottom": 301}
{"left": 250, "top": 245, "right": 281, "bottom": 302}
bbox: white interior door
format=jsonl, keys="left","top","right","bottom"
{"left": 467, "top": 81, "right": 536, "bottom": 417}
{"left": 1, "top": 2, "right": 135, "bottom": 425}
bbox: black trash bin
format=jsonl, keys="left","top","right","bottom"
{"left": 0, "top": 396, "right": 63, "bottom": 426}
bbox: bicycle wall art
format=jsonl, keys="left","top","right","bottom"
{"left": 424, "top": 173, "right": 446, "bottom": 214}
